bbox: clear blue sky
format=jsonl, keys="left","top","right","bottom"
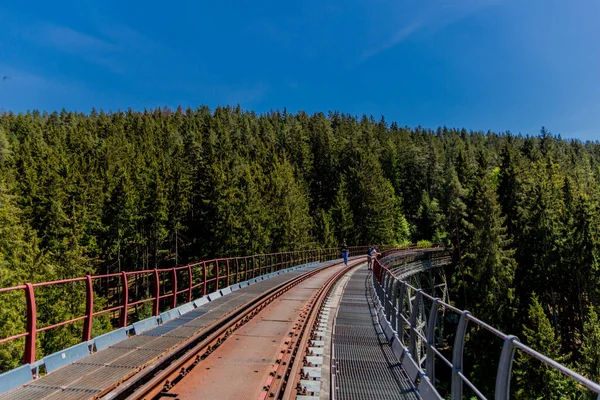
{"left": 1, "top": 0, "right": 599, "bottom": 140}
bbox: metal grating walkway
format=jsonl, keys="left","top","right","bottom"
{"left": 332, "top": 268, "right": 418, "bottom": 400}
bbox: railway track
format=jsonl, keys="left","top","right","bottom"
{"left": 264, "top": 259, "right": 361, "bottom": 399}
{"left": 101, "top": 258, "right": 365, "bottom": 400}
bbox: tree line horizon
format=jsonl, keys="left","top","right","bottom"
{"left": 0, "top": 105, "right": 599, "bottom": 398}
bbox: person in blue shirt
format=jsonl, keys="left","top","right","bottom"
{"left": 340, "top": 241, "right": 349, "bottom": 265}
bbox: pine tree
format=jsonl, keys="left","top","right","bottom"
{"left": 461, "top": 152, "right": 516, "bottom": 326}
{"left": 394, "top": 197, "right": 411, "bottom": 245}
{"left": 315, "top": 208, "right": 336, "bottom": 248}
{"left": 514, "top": 294, "right": 575, "bottom": 399}
{"left": 269, "top": 157, "right": 312, "bottom": 251}
{"left": 579, "top": 306, "right": 600, "bottom": 388}
{"left": 0, "top": 130, "right": 48, "bottom": 370}
{"left": 346, "top": 150, "right": 396, "bottom": 244}
{"left": 330, "top": 176, "right": 355, "bottom": 244}
{"left": 415, "top": 191, "right": 445, "bottom": 242}
{"left": 498, "top": 140, "right": 522, "bottom": 240}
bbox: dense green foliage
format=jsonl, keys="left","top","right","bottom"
{"left": 0, "top": 107, "right": 599, "bottom": 397}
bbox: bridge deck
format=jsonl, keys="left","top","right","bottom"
{"left": 332, "top": 267, "right": 418, "bottom": 400}
{"left": 0, "top": 261, "right": 334, "bottom": 400}
{"left": 168, "top": 259, "right": 347, "bottom": 399}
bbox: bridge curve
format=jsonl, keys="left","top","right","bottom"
{"left": 0, "top": 245, "right": 598, "bottom": 399}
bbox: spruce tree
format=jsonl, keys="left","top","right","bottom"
{"left": 269, "top": 157, "right": 312, "bottom": 251}
{"left": 514, "top": 294, "right": 574, "bottom": 399}
{"left": 330, "top": 176, "right": 355, "bottom": 244}
{"left": 579, "top": 306, "right": 600, "bottom": 389}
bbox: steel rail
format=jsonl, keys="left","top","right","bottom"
{"left": 265, "top": 258, "right": 365, "bottom": 400}
{"left": 99, "top": 259, "right": 348, "bottom": 400}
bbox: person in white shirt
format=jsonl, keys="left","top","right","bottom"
{"left": 368, "top": 247, "right": 379, "bottom": 270}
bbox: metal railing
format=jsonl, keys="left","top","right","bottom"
{"left": 372, "top": 253, "right": 600, "bottom": 400}
{"left": 0, "top": 245, "right": 387, "bottom": 366}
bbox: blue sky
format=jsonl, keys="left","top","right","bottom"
{"left": 1, "top": 0, "right": 599, "bottom": 141}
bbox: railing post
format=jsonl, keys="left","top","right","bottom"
{"left": 153, "top": 269, "right": 160, "bottom": 316}
{"left": 389, "top": 280, "right": 397, "bottom": 331}
{"left": 119, "top": 272, "right": 129, "bottom": 328}
{"left": 385, "top": 273, "right": 394, "bottom": 322}
{"left": 397, "top": 284, "right": 406, "bottom": 343}
{"left": 226, "top": 259, "right": 230, "bottom": 287}
{"left": 451, "top": 311, "right": 471, "bottom": 399}
{"left": 426, "top": 298, "right": 440, "bottom": 382}
{"left": 187, "top": 265, "right": 193, "bottom": 303}
{"left": 390, "top": 280, "right": 398, "bottom": 327}
{"left": 216, "top": 260, "right": 220, "bottom": 290}
{"left": 409, "top": 290, "right": 423, "bottom": 358}
{"left": 82, "top": 275, "right": 94, "bottom": 342}
{"left": 495, "top": 335, "right": 519, "bottom": 400}
{"left": 171, "top": 268, "right": 177, "bottom": 309}
{"left": 202, "top": 262, "right": 207, "bottom": 296}
{"left": 383, "top": 274, "right": 391, "bottom": 317}
{"left": 235, "top": 258, "right": 240, "bottom": 283}
{"left": 23, "top": 283, "right": 37, "bottom": 365}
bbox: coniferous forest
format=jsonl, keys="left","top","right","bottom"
{"left": 1, "top": 106, "right": 600, "bottom": 397}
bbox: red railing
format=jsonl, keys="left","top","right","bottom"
{"left": 0, "top": 246, "right": 376, "bottom": 366}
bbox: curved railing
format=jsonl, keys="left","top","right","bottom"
{"left": 372, "top": 252, "right": 600, "bottom": 399}
{"left": 0, "top": 245, "right": 388, "bottom": 367}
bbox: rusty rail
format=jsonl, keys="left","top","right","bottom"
{"left": 100, "top": 259, "right": 355, "bottom": 399}
{"left": 262, "top": 259, "right": 364, "bottom": 399}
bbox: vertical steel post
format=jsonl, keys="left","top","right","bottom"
{"left": 153, "top": 269, "right": 160, "bottom": 316}
{"left": 495, "top": 335, "right": 519, "bottom": 400}
{"left": 187, "top": 265, "right": 193, "bottom": 303}
{"left": 82, "top": 275, "right": 94, "bottom": 342}
{"left": 389, "top": 280, "right": 398, "bottom": 328}
{"left": 171, "top": 268, "right": 177, "bottom": 309}
{"left": 23, "top": 283, "right": 37, "bottom": 365}
{"left": 397, "top": 284, "right": 406, "bottom": 343}
{"left": 451, "top": 311, "right": 471, "bottom": 399}
{"left": 202, "top": 262, "right": 207, "bottom": 296}
{"left": 119, "top": 272, "right": 129, "bottom": 328}
{"left": 390, "top": 280, "right": 399, "bottom": 332}
{"left": 383, "top": 274, "right": 391, "bottom": 318}
{"left": 216, "top": 260, "right": 220, "bottom": 290}
{"left": 426, "top": 298, "right": 440, "bottom": 382}
{"left": 385, "top": 274, "right": 395, "bottom": 321}
{"left": 409, "top": 290, "right": 423, "bottom": 358}
{"left": 226, "top": 259, "right": 231, "bottom": 287}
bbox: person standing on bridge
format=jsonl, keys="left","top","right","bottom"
{"left": 340, "top": 241, "right": 349, "bottom": 265}
{"left": 368, "top": 247, "right": 379, "bottom": 271}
